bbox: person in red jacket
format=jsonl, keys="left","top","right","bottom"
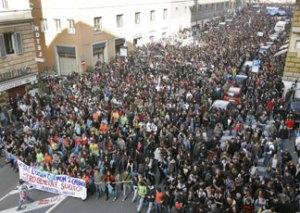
{"left": 104, "top": 171, "right": 117, "bottom": 201}
{"left": 285, "top": 116, "right": 295, "bottom": 130}
{"left": 266, "top": 99, "right": 275, "bottom": 119}
{"left": 285, "top": 115, "right": 295, "bottom": 138}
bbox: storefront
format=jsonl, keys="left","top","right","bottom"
{"left": 115, "top": 38, "right": 126, "bottom": 56}
{"left": 0, "top": 73, "right": 37, "bottom": 97}
{"left": 56, "top": 45, "right": 77, "bottom": 75}
{"left": 92, "top": 41, "right": 107, "bottom": 67}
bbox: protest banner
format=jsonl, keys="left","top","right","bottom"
{"left": 17, "top": 160, "right": 87, "bottom": 200}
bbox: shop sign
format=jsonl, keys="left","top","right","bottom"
{"left": 33, "top": 25, "right": 44, "bottom": 63}
{"left": 0, "top": 66, "right": 31, "bottom": 82}
{"left": 0, "top": 74, "right": 37, "bottom": 92}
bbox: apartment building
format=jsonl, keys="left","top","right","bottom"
{"left": 191, "top": 0, "right": 245, "bottom": 25}
{"left": 30, "top": 0, "right": 193, "bottom": 75}
{"left": 0, "top": 0, "right": 38, "bottom": 98}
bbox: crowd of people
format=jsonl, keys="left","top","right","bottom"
{"left": 1, "top": 4, "right": 299, "bottom": 213}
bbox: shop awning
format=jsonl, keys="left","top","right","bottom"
{"left": 93, "top": 42, "right": 106, "bottom": 52}
{"left": 57, "top": 46, "right": 76, "bottom": 58}
{"left": 115, "top": 38, "right": 125, "bottom": 46}
{"left": 0, "top": 73, "right": 37, "bottom": 92}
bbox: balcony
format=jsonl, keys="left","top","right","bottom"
{"left": 0, "top": 0, "right": 32, "bottom": 24}
{"left": 0, "top": 10, "right": 32, "bottom": 24}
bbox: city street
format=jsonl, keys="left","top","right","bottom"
{"left": 0, "top": 158, "right": 138, "bottom": 213}
{"left": 0, "top": 132, "right": 298, "bottom": 213}
{"left": 0, "top": 1, "right": 299, "bottom": 212}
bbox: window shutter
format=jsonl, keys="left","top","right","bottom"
{"left": 0, "top": 34, "right": 6, "bottom": 58}
{"left": 12, "top": 33, "right": 23, "bottom": 54}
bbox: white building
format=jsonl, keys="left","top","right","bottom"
{"left": 31, "top": 0, "right": 233, "bottom": 75}
{"left": 32, "top": 0, "right": 192, "bottom": 74}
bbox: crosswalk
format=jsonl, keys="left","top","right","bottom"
{"left": 0, "top": 188, "right": 66, "bottom": 213}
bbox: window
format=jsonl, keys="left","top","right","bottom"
{"left": 135, "top": 12, "right": 140, "bottom": 25}
{"left": 68, "top": 19, "right": 75, "bottom": 34}
{"left": 41, "top": 19, "right": 48, "bottom": 32}
{"left": 94, "top": 17, "right": 102, "bottom": 32}
{"left": 54, "top": 19, "right": 61, "bottom": 32}
{"left": 149, "top": 36, "right": 154, "bottom": 43}
{"left": 133, "top": 37, "right": 142, "bottom": 47}
{"left": 0, "top": 0, "right": 8, "bottom": 9}
{"left": 163, "top": 9, "right": 168, "bottom": 20}
{"left": 116, "top": 14, "right": 123, "bottom": 28}
{"left": 296, "top": 41, "right": 300, "bottom": 49}
{"left": 93, "top": 42, "right": 106, "bottom": 66}
{"left": 150, "top": 10, "right": 155, "bottom": 22}
{"left": 0, "top": 32, "right": 23, "bottom": 57}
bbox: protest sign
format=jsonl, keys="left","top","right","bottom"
{"left": 120, "top": 48, "right": 128, "bottom": 57}
{"left": 17, "top": 160, "right": 87, "bottom": 200}
{"left": 257, "top": 32, "right": 264, "bottom": 37}
{"left": 251, "top": 59, "right": 261, "bottom": 73}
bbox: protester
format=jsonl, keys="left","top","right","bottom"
{"left": 1, "top": 4, "right": 299, "bottom": 213}
{"left": 17, "top": 180, "right": 34, "bottom": 211}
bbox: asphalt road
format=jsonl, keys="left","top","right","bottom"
{"left": 0, "top": 159, "right": 139, "bottom": 213}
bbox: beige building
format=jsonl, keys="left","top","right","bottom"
{"left": 284, "top": 0, "right": 300, "bottom": 80}
{"left": 0, "top": 0, "right": 38, "bottom": 98}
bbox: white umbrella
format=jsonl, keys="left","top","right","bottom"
{"left": 274, "top": 48, "right": 288, "bottom": 57}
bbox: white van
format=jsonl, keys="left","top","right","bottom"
{"left": 274, "top": 21, "right": 286, "bottom": 33}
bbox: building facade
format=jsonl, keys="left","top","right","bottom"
{"left": 0, "top": 0, "right": 38, "bottom": 98}
{"left": 31, "top": 0, "right": 194, "bottom": 75}
{"left": 284, "top": 0, "right": 300, "bottom": 80}
{"left": 191, "top": 0, "right": 244, "bottom": 26}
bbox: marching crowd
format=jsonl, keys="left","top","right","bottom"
{"left": 1, "top": 4, "right": 300, "bottom": 213}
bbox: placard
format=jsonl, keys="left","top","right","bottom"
{"left": 251, "top": 59, "right": 261, "bottom": 73}
{"left": 120, "top": 48, "right": 127, "bottom": 57}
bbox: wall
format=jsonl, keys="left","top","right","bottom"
{"left": 35, "top": 0, "right": 193, "bottom": 73}
{"left": 284, "top": 0, "right": 300, "bottom": 80}
{"left": 190, "top": 0, "right": 234, "bottom": 25}
{"left": 0, "top": 22, "right": 38, "bottom": 74}
{"left": 40, "top": 0, "right": 188, "bottom": 46}
{"left": 0, "top": 0, "right": 30, "bottom": 11}
{"left": 43, "top": 22, "right": 117, "bottom": 74}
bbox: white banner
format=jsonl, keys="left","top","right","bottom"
{"left": 17, "top": 160, "right": 87, "bottom": 200}
{"left": 251, "top": 59, "right": 261, "bottom": 73}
